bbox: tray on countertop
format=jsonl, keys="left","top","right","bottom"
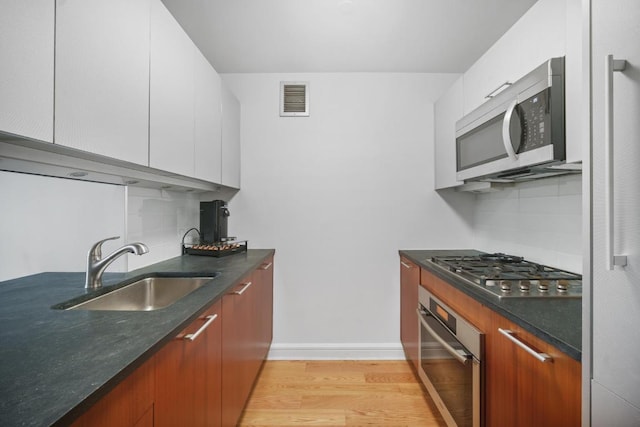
{"left": 182, "top": 240, "right": 248, "bottom": 257}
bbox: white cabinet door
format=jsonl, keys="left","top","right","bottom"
{"left": 150, "top": 0, "right": 195, "bottom": 177}
{"left": 55, "top": 0, "right": 150, "bottom": 165}
{"left": 0, "top": 0, "right": 54, "bottom": 143}
{"left": 591, "top": 0, "right": 640, "bottom": 421}
{"left": 221, "top": 84, "right": 241, "bottom": 189}
{"left": 564, "top": 0, "right": 584, "bottom": 164}
{"left": 194, "top": 49, "right": 222, "bottom": 183}
{"left": 434, "top": 76, "right": 463, "bottom": 190}
{"left": 462, "top": 0, "right": 566, "bottom": 115}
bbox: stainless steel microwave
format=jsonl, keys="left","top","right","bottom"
{"left": 455, "top": 57, "right": 568, "bottom": 183}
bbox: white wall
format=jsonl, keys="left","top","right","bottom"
{"left": 472, "top": 174, "right": 582, "bottom": 273}
{"left": 0, "top": 171, "right": 126, "bottom": 281}
{"left": 222, "top": 73, "right": 475, "bottom": 359}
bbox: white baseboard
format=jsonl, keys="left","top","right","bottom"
{"left": 267, "top": 343, "right": 405, "bottom": 360}
{"left": 266, "top": 342, "right": 447, "bottom": 360}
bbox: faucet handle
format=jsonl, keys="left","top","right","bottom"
{"left": 88, "top": 236, "right": 120, "bottom": 260}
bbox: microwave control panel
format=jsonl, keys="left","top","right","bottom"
{"left": 519, "top": 89, "right": 551, "bottom": 153}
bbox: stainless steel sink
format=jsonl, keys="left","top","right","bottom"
{"left": 65, "top": 275, "right": 217, "bottom": 311}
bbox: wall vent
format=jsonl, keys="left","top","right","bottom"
{"left": 280, "top": 82, "right": 309, "bottom": 117}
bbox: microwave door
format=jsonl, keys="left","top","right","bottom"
{"left": 456, "top": 99, "right": 530, "bottom": 182}
{"left": 456, "top": 112, "right": 513, "bottom": 180}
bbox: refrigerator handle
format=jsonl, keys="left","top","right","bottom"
{"left": 605, "top": 54, "right": 628, "bottom": 270}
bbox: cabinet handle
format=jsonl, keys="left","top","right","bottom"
{"left": 498, "top": 328, "right": 552, "bottom": 363}
{"left": 260, "top": 262, "right": 273, "bottom": 270}
{"left": 400, "top": 261, "right": 413, "bottom": 269}
{"left": 233, "top": 281, "right": 252, "bottom": 295}
{"left": 184, "top": 314, "right": 218, "bottom": 341}
{"left": 604, "top": 54, "right": 628, "bottom": 270}
{"left": 485, "top": 81, "right": 512, "bottom": 99}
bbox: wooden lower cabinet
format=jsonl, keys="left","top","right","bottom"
{"left": 400, "top": 257, "right": 419, "bottom": 371}
{"left": 221, "top": 274, "right": 252, "bottom": 426}
{"left": 71, "top": 255, "right": 275, "bottom": 427}
{"left": 220, "top": 256, "right": 274, "bottom": 426}
{"left": 255, "top": 256, "right": 274, "bottom": 363}
{"left": 219, "top": 255, "right": 274, "bottom": 427}
{"left": 485, "top": 309, "right": 581, "bottom": 427}
{"left": 71, "top": 357, "right": 155, "bottom": 427}
{"left": 155, "top": 300, "right": 222, "bottom": 427}
{"left": 420, "top": 268, "right": 580, "bottom": 427}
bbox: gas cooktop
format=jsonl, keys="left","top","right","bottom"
{"left": 426, "top": 253, "right": 582, "bottom": 299}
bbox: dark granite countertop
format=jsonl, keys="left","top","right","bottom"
{"left": 399, "top": 249, "right": 581, "bottom": 361}
{"left": 0, "top": 249, "right": 274, "bottom": 427}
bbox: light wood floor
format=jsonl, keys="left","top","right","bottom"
{"left": 238, "top": 360, "right": 447, "bottom": 427}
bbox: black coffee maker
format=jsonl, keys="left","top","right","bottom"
{"left": 200, "top": 200, "right": 230, "bottom": 243}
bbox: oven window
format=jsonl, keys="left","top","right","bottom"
{"left": 420, "top": 313, "right": 474, "bottom": 427}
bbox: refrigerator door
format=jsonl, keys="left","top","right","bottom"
{"left": 591, "top": 0, "right": 640, "bottom": 422}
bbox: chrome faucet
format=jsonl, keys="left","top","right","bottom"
{"left": 85, "top": 236, "right": 149, "bottom": 289}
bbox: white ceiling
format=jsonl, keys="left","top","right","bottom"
{"left": 161, "top": 0, "right": 538, "bottom": 74}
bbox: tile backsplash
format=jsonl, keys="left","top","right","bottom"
{"left": 126, "top": 187, "right": 201, "bottom": 270}
{"left": 472, "top": 174, "right": 582, "bottom": 273}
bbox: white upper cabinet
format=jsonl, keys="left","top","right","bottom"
{"left": 434, "top": 76, "right": 464, "bottom": 190}
{"left": 463, "top": 0, "right": 567, "bottom": 115}
{"left": 194, "top": 49, "right": 222, "bottom": 183}
{"left": 149, "top": 0, "right": 195, "bottom": 177}
{"left": 563, "top": 0, "right": 583, "bottom": 164}
{"left": 54, "top": 0, "right": 150, "bottom": 165}
{"left": 0, "top": 0, "right": 54, "bottom": 143}
{"left": 221, "top": 84, "right": 241, "bottom": 189}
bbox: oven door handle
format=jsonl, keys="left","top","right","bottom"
{"left": 417, "top": 308, "right": 471, "bottom": 365}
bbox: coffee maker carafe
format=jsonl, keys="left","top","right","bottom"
{"left": 200, "top": 200, "right": 230, "bottom": 243}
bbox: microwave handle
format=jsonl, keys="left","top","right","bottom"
{"left": 502, "top": 99, "right": 519, "bottom": 161}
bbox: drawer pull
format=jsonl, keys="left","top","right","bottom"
{"left": 234, "top": 281, "right": 252, "bottom": 295}
{"left": 184, "top": 314, "right": 217, "bottom": 341}
{"left": 400, "top": 261, "right": 413, "bottom": 269}
{"left": 261, "top": 262, "right": 273, "bottom": 270}
{"left": 498, "top": 328, "right": 553, "bottom": 363}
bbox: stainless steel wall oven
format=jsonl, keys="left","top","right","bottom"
{"left": 417, "top": 286, "right": 484, "bottom": 427}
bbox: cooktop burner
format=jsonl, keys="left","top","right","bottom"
{"left": 427, "top": 253, "right": 582, "bottom": 298}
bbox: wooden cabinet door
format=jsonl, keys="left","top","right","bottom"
{"left": 0, "top": 0, "right": 54, "bottom": 142}
{"left": 221, "top": 275, "right": 256, "bottom": 427}
{"left": 400, "top": 257, "right": 419, "bottom": 371}
{"left": 255, "top": 256, "right": 274, "bottom": 362}
{"left": 485, "top": 308, "right": 580, "bottom": 427}
{"left": 71, "top": 357, "right": 155, "bottom": 427}
{"left": 155, "top": 301, "right": 222, "bottom": 427}
{"left": 55, "top": 0, "right": 150, "bottom": 165}
{"left": 205, "top": 301, "right": 223, "bottom": 427}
